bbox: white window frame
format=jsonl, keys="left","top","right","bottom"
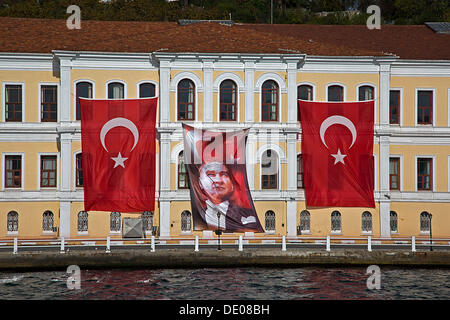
{"left": 2, "top": 82, "right": 25, "bottom": 123}
{"left": 256, "top": 73, "right": 286, "bottom": 123}
{"left": 299, "top": 210, "right": 311, "bottom": 234}
{"left": 137, "top": 80, "right": 158, "bottom": 98}
{"left": 6, "top": 210, "right": 19, "bottom": 236}
{"left": 42, "top": 210, "right": 56, "bottom": 235}
{"left": 73, "top": 150, "right": 83, "bottom": 190}
{"left": 38, "top": 82, "right": 60, "bottom": 123}
{"left": 73, "top": 79, "right": 95, "bottom": 121}
{"left": 105, "top": 79, "right": 127, "bottom": 99}
{"left": 180, "top": 210, "right": 192, "bottom": 235}
{"left": 325, "top": 82, "right": 346, "bottom": 102}
{"left": 356, "top": 83, "right": 377, "bottom": 123}
{"left": 259, "top": 148, "right": 281, "bottom": 191}
{"left": 389, "top": 154, "right": 403, "bottom": 192}
{"left": 390, "top": 211, "right": 399, "bottom": 234}
{"left": 389, "top": 87, "right": 403, "bottom": 126}
{"left": 297, "top": 82, "right": 317, "bottom": 101}
{"left": 414, "top": 155, "right": 436, "bottom": 192}
{"left": 37, "top": 152, "right": 60, "bottom": 190}
{"left": 171, "top": 72, "right": 202, "bottom": 123}
{"left": 2, "top": 152, "right": 25, "bottom": 191}
{"left": 330, "top": 211, "right": 342, "bottom": 234}
{"left": 109, "top": 212, "right": 121, "bottom": 235}
{"left": 415, "top": 88, "right": 436, "bottom": 126}
{"left": 264, "top": 210, "right": 276, "bottom": 234}
{"left": 77, "top": 211, "right": 89, "bottom": 236}
{"left": 216, "top": 78, "right": 241, "bottom": 122}
{"left": 419, "top": 211, "right": 431, "bottom": 235}
{"left": 361, "top": 211, "right": 373, "bottom": 235}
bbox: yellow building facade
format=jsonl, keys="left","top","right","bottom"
{"left": 0, "top": 22, "right": 449, "bottom": 242}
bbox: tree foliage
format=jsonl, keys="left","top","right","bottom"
{"left": 0, "top": 0, "right": 448, "bottom": 24}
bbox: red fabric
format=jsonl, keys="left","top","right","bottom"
{"left": 299, "top": 100, "right": 375, "bottom": 208}
{"left": 80, "top": 98, "right": 157, "bottom": 212}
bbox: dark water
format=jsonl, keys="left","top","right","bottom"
{"left": 0, "top": 267, "right": 448, "bottom": 300}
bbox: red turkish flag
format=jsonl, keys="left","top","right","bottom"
{"left": 298, "top": 100, "right": 375, "bottom": 207}
{"left": 80, "top": 98, "right": 157, "bottom": 212}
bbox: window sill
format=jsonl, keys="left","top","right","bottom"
{"left": 42, "top": 231, "right": 55, "bottom": 235}
{"left": 264, "top": 231, "right": 275, "bottom": 235}
{"left": 77, "top": 231, "right": 88, "bottom": 236}
{"left": 181, "top": 231, "right": 192, "bottom": 235}
{"left": 297, "top": 231, "right": 311, "bottom": 235}
{"left": 361, "top": 232, "right": 373, "bottom": 236}
{"left": 7, "top": 231, "right": 18, "bottom": 236}
{"left": 420, "top": 231, "right": 431, "bottom": 235}
{"left": 109, "top": 231, "right": 121, "bottom": 236}
{"left": 331, "top": 231, "right": 342, "bottom": 235}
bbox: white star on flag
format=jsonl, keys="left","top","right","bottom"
{"left": 331, "top": 148, "right": 346, "bottom": 165}
{"left": 111, "top": 152, "right": 128, "bottom": 168}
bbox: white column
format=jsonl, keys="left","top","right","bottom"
{"left": 59, "top": 58, "right": 71, "bottom": 123}
{"left": 286, "top": 61, "right": 298, "bottom": 124}
{"left": 246, "top": 139, "right": 255, "bottom": 190}
{"left": 286, "top": 133, "right": 297, "bottom": 238}
{"left": 203, "top": 60, "right": 213, "bottom": 123}
{"left": 59, "top": 200, "right": 71, "bottom": 238}
{"left": 159, "top": 60, "right": 171, "bottom": 124}
{"left": 379, "top": 202, "right": 391, "bottom": 238}
{"left": 159, "top": 133, "right": 171, "bottom": 191}
{"left": 244, "top": 61, "right": 255, "bottom": 123}
{"left": 159, "top": 201, "right": 171, "bottom": 239}
{"left": 286, "top": 200, "right": 297, "bottom": 238}
{"left": 379, "top": 63, "right": 391, "bottom": 127}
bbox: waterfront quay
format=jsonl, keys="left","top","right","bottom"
{"left": 1, "top": 239, "right": 450, "bottom": 271}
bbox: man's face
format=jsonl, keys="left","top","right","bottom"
{"left": 199, "top": 162, "right": 234, "bottom": 204}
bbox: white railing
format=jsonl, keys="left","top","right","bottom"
{"left": 1, "top": 235, "right": 449, "bottom": 254}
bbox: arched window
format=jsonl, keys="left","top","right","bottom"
{"left": 108, "top": 82, "right": 124, "bottom": 99}
{"left": 297, "top": 85, "right": 313, "bottom": 121}
{"left": 362, "top": 211, "right": 372, "bottom": 233}
{"left": 220, "top": 80, "right": 237, "bottom": 121}
{"left": 299, "top": 210, "right": 310, "bottom": 233}
{"left": 77, "top": 211, "right": 88, "bottom": 232}
{"left": 328, "top": 85, "right": 344, "bottom": 102}
{"left": 178, "top": 151, "right": 189, "bottom": 189}
{"left": 139, "top": 82, "right": 156, "bottom": 98}
{"left": 390, "top": 211, "right": 398, "bottom": 233}
{"left": 7, "top": 211, "right": 18, "bottom": 232}
{"left": 178, "top": 79, "right": 195, "bottom": 120}
{"left": 76, "top": 81, "right": 93, "bottom": 120}
{"left": 110, "top": 212, "right": 121, "bottom": 232}
{"left": 141, "top": 211, "right": 153, "bottom": 232}
{"left": 261, "top": 149, "right": 278, "bottom": 189}
{"left": 181, "top": 210, "right": 192, "bottom": 232}
{"left": 297, "top": 154, "right": 303, "bottom": 189}
{"left": 42, "top": 210, "right": 54, "bottom": 232}
{"left": 265, "top": 211, "right": 276, "bottom": 232}
{"left": 331, "top": 211, "right": 341, "bottom": 232}
{"left": 358, "top": 85, "right": 374, "bottom": 101}
{"left": 420, "top": 211, "right": 431, "bottom": 233}
{"left": 76, "top": 153, "right": 83, "bottom": 187}
{"left": 261, "top": 80, "right": 279, "bottom": 121}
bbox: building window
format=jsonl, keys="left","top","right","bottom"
{"left": 141, "top": 211, "right": 153, "bottom": 233}
{"left": 297, "top": 154, "right": 304, "bottom": 189}
{"left": 297, "top": 85, "right": 313, "bottom": 121}
{"left": 181, "top": 210, "right": 191, "bottom": 232}
{"left": 299, "top": 210, "right": 310, "bottom": 234}
{"left": 420, "top": 211, "right": 431, "bottom": 233}
{"left": 390, "top": 211, "right": 398, "bottom": 233}
{"left": 362, "top": 211, "right": 372, "bottom": 233}
{"left": 265, "top": 211, "right": 276, "bottom": 232}
{"left": 178, "top": 151, "right": 189, "bottom": 189}
{"left": 139, "top": 82, "right": 156, "bottom": 98}
{"left": 77, "top": 211, "right": 88, "bottom": 232}
{"left": 108, "top": 82, "right": 124, "bottom": 99}
{"left": 7, "top": 211, "right": 18, "bottom": 232}
{"left": 261, "top": 149, "right": 278, "bottom": 189}
{"left": 331, "top": 211, "right": 341, "bottom": 232}
{"left": 5, "top": 155, "right": 21, "bottom": 188}
{"left": 178, "top": 79, "right": 195, "bottom": 121}
{"left": 328, "top": 85, "right": 344, "bottom": 102}
{"left": 41, "top": 85, "right": 57, "bottom": 122}
{"left": 220, "top": 80, "right": 237, "bottom": 121}
{"left": 417, "top": 90, "right": 433, "bottom": 125}
{"left": 110, "top": 212, "right": 121, "bottom": 232}
{"left": 358, "top": 85, "right": 374, "bottom": 101}
{"left": 5, "top": 85, "right": 22, "bottom": 122}
{"left": 41, "top": 155, "right": 57, "bottom": 188}
{"left": 389, "top": 157, "right": 400, "bottom": 190}
{"left": 76, "top": 82, "right": 93, "bottom": 121}
{"left": 417, "top": 158, "right": 432, "bottom": 190}
{"left": 389, "top": 90, "right": 400, "bottom": 124}
{"left": 261, "top": 80, "right": 279, "bottom": 121}
{"left": 42, "top": 210, "right": 54, "bottom": 232}
{"left": 76, "top": 153, "right": 83, "bottom": 187}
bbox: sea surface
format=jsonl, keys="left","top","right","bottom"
{"left": 0, "top": 267, "right": 448, "bottom": 300}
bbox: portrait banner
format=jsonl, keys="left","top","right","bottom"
{"left": 80, "top": 97, "right": 158, "bottom": 212}
{"left": 182, "top": 124, "right": 264, "bottom": 233}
